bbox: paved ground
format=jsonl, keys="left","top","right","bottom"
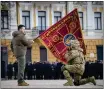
{"left": 1, "top": 80, "right": 103, "bottom": 89}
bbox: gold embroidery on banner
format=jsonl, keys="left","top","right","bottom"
{"left": 72, "top": 28, "right": 80, "bottom": 35}
{"left": 52, "top": 35, "right": 59, "bottom": 42}
{"left": 41, "top": 9, "right": 79, "bottom": 39}
{"left": 52, "top": 41, "right": 66, "bottom": 55}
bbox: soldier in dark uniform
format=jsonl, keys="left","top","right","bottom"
{"left": 55, "top": 61, "right": 63, "bottom": 79}
{"left": 44, "top": 61, "right": 49, "bottom": 79}
{"left": 92, "top": 60, "right": 98, "bottom": 79}
{"left": 51, "top": 62, "right": 56, "bottom": 79}
{"left": 40, "top": 62, "right": 44, "bottom": 79}
{"left": 53, "top": 61, "right": 58, "bottom": 79}
{"left": 35, "top": 62, "right": 41, "bottom": 79}
{"left": 95, "top": 60, "right": 103, "bottom": 79}
{"left": 7, "top": 62, "right": 13, "bottom": 79}
{"left": 1, "top": 60, "right": 5, "bottom": 78}
{"left": 99, "top": 60, "right": 103, "bottom": 79}
{"left": 13, "top": 61, "right": 18, "bottom": 79}
{"left": 82, "top": 61, "right": 89, "bottom": 78}
{"left": 32, "top": 61, "right": 37, "bottom": 79}
{"left": 60, "top": 63, "right": 65, "bottom": 79}
{"left": 1, "top": 51, "right": 5, "bottom": 79}
{"left": 24, "top": 63, "right": 28, "bottom": 79}
{"left": 47, "top": 61, "right": 52, "bottom": 79}
{"left": 27, "top": 62, "right": 33, "bottom": 80}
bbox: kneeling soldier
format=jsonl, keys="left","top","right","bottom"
{"left": 61, "top": 40, "right": 96, "bottom": 86}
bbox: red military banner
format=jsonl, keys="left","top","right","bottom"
{"left": 38, "top": 8, "right": 86, "bottom": 63}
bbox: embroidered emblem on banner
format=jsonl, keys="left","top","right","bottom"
{"left": 64, "top": 34, "right": 76, "bottom": 46}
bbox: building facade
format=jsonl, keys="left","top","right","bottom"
{"left": 1, "top": 1, "right": 103, "bottom": 64}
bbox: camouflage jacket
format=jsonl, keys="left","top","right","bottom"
{"left": 65, "top": 47, "right": 85, "bottom": 65}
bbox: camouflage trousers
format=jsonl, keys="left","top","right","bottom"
{"left": 61, "top": 64, "right": 85, "bottom": 75}
{"left": 61, "top": 64, "right": 92, "bottom": 85}
{"left": 17, "top": 56, "right": 26, "bottom": 83}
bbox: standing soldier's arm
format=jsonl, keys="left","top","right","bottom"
{"left": 21, "top": 35, "right": 34, "bottom": 47}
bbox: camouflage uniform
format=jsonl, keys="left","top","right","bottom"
{"left": 61, "top": 40, "right": 96, "bottom": 86}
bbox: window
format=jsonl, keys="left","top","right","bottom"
{"left": 97, "top": 45, "right": 103, "bottom": 60}
{"left": 78, "top": 12, "right": 83, "bottom": 29}
{"left": 94, "top": 12, "right": 102, "bottom": 30}
{"left": 22, "top": 11, "right": 30, "bottom": 29}
{"left": 38, "top": 11, "right": 46, "bottom": 33}
{"left": 40, "top": 46, "right": 47, "bottom": 62}
{"left": 54, "top": 11, "right": 62, "bottom": 23}
{"left": 1, "top": 10, "right": 9, "bottom": 29}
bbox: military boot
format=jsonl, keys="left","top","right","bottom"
{"left": 88, "top": 76, "right": 96, "bottom": 85}
{"left": 79, "top": 76, "right": 96, "bottom": 85}
{"left": 63, "top": 70, "right": 74, "bottom": 86}
{"left": 18, "top": 81, "right": 29, "bottom": 86}
{"left": 64, "top": 78, "right": 74, "bottom": 86}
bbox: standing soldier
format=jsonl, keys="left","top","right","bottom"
{"left": 11, "top": 25, "right": 34, "bottom": 86}
{"left": 61, "top": 40, "right": 96, "bottom": 86}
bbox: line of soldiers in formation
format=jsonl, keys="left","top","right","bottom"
{"left": 2, "top": 60, "right": 103, "bottom": 80}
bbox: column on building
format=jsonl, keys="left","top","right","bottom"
{"left": 86, "top": 2, "right": 94, "bottom": 31}
{"left": 5, "top": 2, "right": 17, "bottom": 63}
{"left": 67, "top": 2, "right": 74, "bottom": 14}
{"left": 9, "top": 2, "right": 17, "bottom": 34}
